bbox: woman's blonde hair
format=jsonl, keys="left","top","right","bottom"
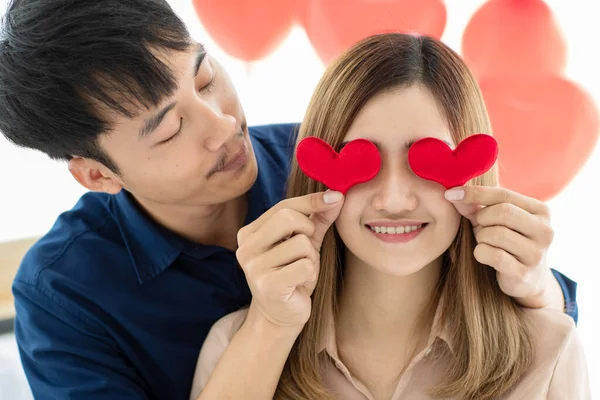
{"left": 277, "top": 33, "right": 534, "bottom": 400}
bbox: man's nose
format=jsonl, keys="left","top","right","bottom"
{"left": 203, "top": 113, "right": 237, "bottom": 152}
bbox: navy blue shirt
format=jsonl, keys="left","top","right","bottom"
{"left": 13, "top": 123, "right": 578, "bottom": 400}
{"left": 13, "top": 124, "right": 297, "bottom": 400}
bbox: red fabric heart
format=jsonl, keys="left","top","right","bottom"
{"left": 408, "top": 134, "right": 498, "bottom": 189}
{"left": 296, "top": 137, "right": 381, "bottom": 194}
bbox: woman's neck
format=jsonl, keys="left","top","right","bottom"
{"left": 335, "top": 251, "right": 443, "bottom": 397}
{"left": 337, "top": 252, "right": 442, "bottom": 347}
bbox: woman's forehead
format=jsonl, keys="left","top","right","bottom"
{"left": 341, "top": 89, "right": 454, "bottom": 148}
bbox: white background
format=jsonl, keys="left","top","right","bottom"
{"left": 0, "top": 0, "right": 598, "bottom": 397}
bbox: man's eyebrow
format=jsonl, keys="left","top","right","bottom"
{"left": 139, "top": 102, "right": 176, "bottom": 139}
{"left": 138, "top": 45, "right": 207, "bottom": 139}
{"left": 193, "top": 44, "right": 207, "bottom": 78}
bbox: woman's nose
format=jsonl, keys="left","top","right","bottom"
{"left": 371, "top": 162, "right": 419, "bottom": 213}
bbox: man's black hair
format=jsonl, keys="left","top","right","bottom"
{"left": 0, "top": 0, "right": 191, "bottom": 172}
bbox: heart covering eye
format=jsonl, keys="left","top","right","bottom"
{"left": 296, "top": 134, "right": 497, "bottom": 193}
{"left": 408, "top": 134, "right": 498, "bottom": 189}
{"left": 296, "top": 137, "right": 381, "bottom": 194}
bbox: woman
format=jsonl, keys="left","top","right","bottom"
{"left": 190, "top": 33, "right": 589, "bottom": 399}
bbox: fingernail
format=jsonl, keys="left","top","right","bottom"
{"left": 323, "top": 190, "right": 343, "bottom": 204}
{"left": 445, "top": 188, "right": 464, "bottom": 201}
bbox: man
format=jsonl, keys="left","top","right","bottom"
{"left": 0, "top": 0, "right": 577, "bottom": 399}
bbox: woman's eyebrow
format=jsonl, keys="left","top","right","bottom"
{"left": 404, "top": 138, "right": 453, "bottom": 148}
{"left": 340, "top": 140, "right": 382, "bottom": 151}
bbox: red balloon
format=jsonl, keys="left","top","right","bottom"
{"left": 192, "top": 0, "right": 297, "bottom": 61}
{"left": 292, "top": 0, "right": 309, "bottom": 26}
{"left": 480, "top": 76, "right": 599, "bottom": 200}
{"left": 462, "top": 0, "right": 567, "bottom": 79}
{"left": 305, "top": 0, "right": 447, "bottom": 65}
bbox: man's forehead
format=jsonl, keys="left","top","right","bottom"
{"left": 97, "top": 42, "right": 206, "bottom": 123}
{"left": 148, "top": 41, "right": 204, "bottom": 73}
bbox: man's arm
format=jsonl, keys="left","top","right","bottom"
{"left": 194, "top": 306, "right": 300, "bottom": 400}
{"left": 13, "top": 280, "right": 150, "bottom": 400}
{"left": 197, "top": 191, "right": 344, "bottom": 399}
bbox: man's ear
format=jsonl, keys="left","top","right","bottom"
{"left": 68, "top": 157, "right": 124, "bottom": 195}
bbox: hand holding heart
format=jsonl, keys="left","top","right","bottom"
{"left": 445, "top": 185, "right": 560, "bottom": 310}
{"left": 296, "top": 134, "right": 562, "bottom": 311}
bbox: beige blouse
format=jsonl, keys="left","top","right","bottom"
{"left": 190, "top": 302, "right": 590, "bottom": 400}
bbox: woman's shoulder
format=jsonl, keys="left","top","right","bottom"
{"left": 208, "top": 307, "right": 250, "bottom": 343}
{"left": 198, "top": 308, "right": 250, "bottom": 372}
{"left": 189, "top": 308, "right": 250, "bottom": 399}
{"left": 524, "top": 306, "right": 575, "bottom": 330}
{"left": 509, "top": 308, "right": 591, "bottom": 398}
{"left": 523, "top": 307, "right": 576, "bottom": 361}
{"left": 524, "top": 307, "right": 575, "bottom": 343}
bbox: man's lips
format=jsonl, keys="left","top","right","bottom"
{"left": 221, "top": 144, "right": 247, "bottom": 171}
{"left": 207, "top": 141, "right": 247, "bottom": 177}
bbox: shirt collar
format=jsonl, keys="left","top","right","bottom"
{"left": 111, "top": 190, "right": 186, "bottom": 284}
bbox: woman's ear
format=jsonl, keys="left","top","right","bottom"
{"left": 68, "top": 157, "right": 123, "bottom": 194}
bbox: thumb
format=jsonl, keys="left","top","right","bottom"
{"left": 309, "top": 195, "right": 344, "bottom": 249}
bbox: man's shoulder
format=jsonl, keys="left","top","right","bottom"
{"left": 249, "top": 123, "right": 300, "bottom": 162}
{"left": 249, "top": 122, "right": 300, "bottom": 146}
{"left": 14, "top": 191, "right": 126, "bottom": 287}
{"left": 248, "top": 123, "right": 300, "bottom": 201}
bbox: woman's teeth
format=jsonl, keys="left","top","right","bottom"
{"left": 369, "top": 224, "right": 423, "bottom": 234}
